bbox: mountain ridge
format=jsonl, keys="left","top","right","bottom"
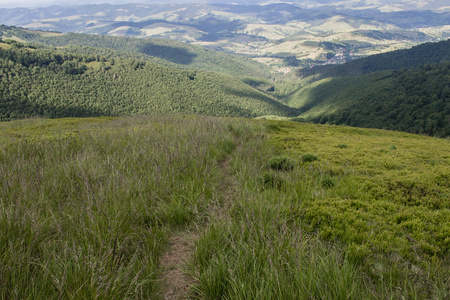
{"left": 1, "top": 2, "right": 448, "bottom": 72}
{"left": 288, "top": 41, "right": 450, "bottom": 137}
{"left": 0, "top": 40, "right": 297, "bottom": 121}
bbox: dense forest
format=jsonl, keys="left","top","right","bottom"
{"left": 0, "top": 40, "right": 296, "bottom": 121}
{"left": 299, "top": 39, "right": 450, "bottom": 79}
{"left": 290, "top": 63, "right": 450, "bottom": 137}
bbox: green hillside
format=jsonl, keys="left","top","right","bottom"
{"left": 0, "top": 41, "right": 296, "bottom": 121}
{"left": 0, "top": 25, "right": 271, "bottom": 78}
{"left": 299, "top": 39, "right": 450, "bottom": 79}
{"left": 289, "top": 62, "right": 450, "bottom": 137}
{"left": 1, "top": 116, "right": 448, "bottom": 299}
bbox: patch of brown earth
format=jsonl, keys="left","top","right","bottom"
{"left": 160, "top": 154, "right": 237, "bottom": 299}
{"left": 213, "top": 155, "right": 237, "bottom": 220}
{"left": 160, "top": 233, "right": 197, "bottom": 299}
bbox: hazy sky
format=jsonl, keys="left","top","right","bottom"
{"left": 0, "top": 0, "right": 210, "bottom": 8}
{"left": 0, "top": 1, "right": 133, "bottom": 8}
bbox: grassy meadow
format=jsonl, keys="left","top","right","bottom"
{"left": 0, "top": 115, "right": 449, "bottom": 299}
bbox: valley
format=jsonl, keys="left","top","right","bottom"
{"left": 0, "top": 1, "right": 449, "bottom": 299}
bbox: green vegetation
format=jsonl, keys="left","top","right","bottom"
{"left": 1, "top": 2, "right": 448, "bottom": 74}
{"left": 0, "top": 115, "right": 256, "bottom": 298}
{"left": 0, "top": 25, "right": 271, "bottom": 78}
{"left": 1, "top": 116, "right": 448, "bottom": 299}
{"left": 289, "top": 63, "right": 450, "bottom": 137}
{"left": 269, "top": 121, "right": 449, "bottom": 259}
{"left": 302, "top": 153, "right": 318, "bottom": 162}
{"left": 0, "top": 20, "right": 449, "bottom": 298}
{"left": 268, "top": 155, "right": 295, "bottom": 170}
{"left": 0, "top": 42, "right": 296, "bottom": 121}
{"left": 189, "top": 118, "right": 449, "bottom": 298}
{"left": 1, "top": 27, "right": 448, "bottom": 139}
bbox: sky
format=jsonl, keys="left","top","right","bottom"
{"left": 0, "top": 0, "right": 132, "bottom": 8}
{"left": 0, "top": 0, "right": 212, "bottom": 8}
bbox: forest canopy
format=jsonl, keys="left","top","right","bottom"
{"left": 0, "top": 41, "right": 296, "bottom": 121}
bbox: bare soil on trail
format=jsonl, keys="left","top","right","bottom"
{"left": 160, "top": 233, "right": 197, "bottom": 299}
{"left": 214, "top": 157, "right": 236, "bottom": 220}
{"left": 160, "top": 154, "right": 236, "bottom": 299}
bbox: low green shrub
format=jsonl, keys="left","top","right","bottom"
{"left": 261, "top": 172, "right": 285, "bottom": 189}
{"left": 321, "top": 174, "right": 336, "bottom": 189}
{"left": 291, "top": 117, "right": 306, "bottom": 123}
{"left": 268, "top": 155, "right": 295, "bottom": 170}
{"left": 265, "top": 123, "right": 281, "bottom": 132}
{"left": 302, "top": 153, "right": 318, "bottom": 162}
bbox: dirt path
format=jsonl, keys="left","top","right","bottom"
{"left": 213, "top": 156, "right": 236, "bottom": 220}
{"left": 160, "top": 232, "right": 197, "bottom": 299}
{"left": 159, "top": 154, "right": 236, "bottom": 299}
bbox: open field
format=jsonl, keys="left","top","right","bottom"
{"left": 0, "top": 116, "right": 448, "bottom": 299}
{"left": 0, "top": 42, "right": 10, "bottom": 49}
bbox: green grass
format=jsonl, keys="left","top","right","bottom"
{"left": 269, "top": 121, "right": 449, "bottom": 254}
{"left": 189, "top": 119, "right": 449, "bottom": 299}
{"left": 1, "top": 116, "right": 449, "bottom": 299}
{"left": 0, "top": 115, "right": 254, "bottom": 298}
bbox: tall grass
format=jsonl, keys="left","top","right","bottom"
{"left": 0, "top": 115, "right": 245, "bottom": 299}
{"left": 1, "top": 116, "right": 449, "bottom": 299}
{"left": 189, "top": 119, "right": 449, "bottom": 299}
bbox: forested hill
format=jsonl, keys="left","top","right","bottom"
{"left": 0, "top": 41, "right": 296, "bottom": 121}
{"left": 289, "top": 63, "right": 450, "bottom": 137}
{"left": 299, "top": 39, "right": 450, "bottom": 79}
{"left": 0, "top": 25, "right": 270, "bottom": 78}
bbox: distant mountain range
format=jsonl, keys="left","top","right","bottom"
{"left": 1, "top": 2, "right": 449, "bottom": 72}
{"left": 1, "top": 1, "right": 449, "bottom": 11}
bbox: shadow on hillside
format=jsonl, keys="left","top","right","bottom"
{"left": 223, "top": 86, "right": 300, "bottom": 117}
{"left": 138, "top": 43, "right": 197, "bottom": 65}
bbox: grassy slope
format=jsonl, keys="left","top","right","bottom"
{"left": 0, "top": 115, "right": 244, "bottom": 298}
{"left": 1, "top": 116, "right": 448, "bottom": 299}
{"left": 193, "top": 119, "right": 449, "bottom": 299}
{"left": 289, "top": 71, "right": 392, "bottom": 117}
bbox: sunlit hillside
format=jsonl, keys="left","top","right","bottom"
{"left": 0, "top": 116, "right": 448, "bottom": 299}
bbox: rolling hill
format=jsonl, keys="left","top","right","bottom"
{"left": 0, "top": 2, "right": 449, "bottom": 71}
{"left": 285, "top": 37, "right": 450, "bottom": 138}
{"left": 289, "top": 63, "right": 450, "bottom": 137}
{"left": 0, "top": 40, "right": 297, "bottom": 121}
{"left": 299, "top": 39, "right": 450, "bottom": 78}
{"left": 0, "top": 25, "right": 271, "bottom": 78}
